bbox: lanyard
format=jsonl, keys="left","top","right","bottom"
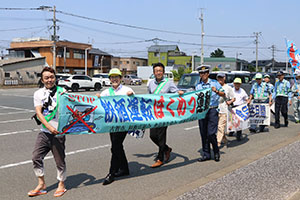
{"left": 154, "top": 78, "right": 168, "bottom": 94}
{"left": 41, "top": 86, "right": 64, "bottom": 128}
{"left": 109, "top": 87, "right": 115, "bottom": 96}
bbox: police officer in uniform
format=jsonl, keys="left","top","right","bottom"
{"left": 291, "top": 71, "right": 300, "bottom": 123}
{"left": 272, "top": 71, "right": 292, "bottom": 128}
{"left": 247, "top": 73, "right": 272, "bottom": 132}
{"left": 195, "top": 65, "right": 225, "bottom": 162}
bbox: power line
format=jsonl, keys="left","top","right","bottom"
{"left": 0, "top": 26, "right": 45, "bottom": 32}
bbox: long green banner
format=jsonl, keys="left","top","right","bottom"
{"left": 57, "top": 88, "right": 211, "bottom": 135}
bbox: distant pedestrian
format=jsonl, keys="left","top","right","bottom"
{"left": 291, "top": 72, "right": 300, "bottom": 123}
{"left": 247, "top": 73, "right": 272, "bottom": 133}
{"left": 272, "top": 71, "right": 292, "bottom": 129}
{"left": 231, "top": 78, "right": 248, "bottom": 141}
{"left": 147, "top": 62, "right": 184, "bottom": 168}
{"left": 264, "top": 74, "right": 274, "bottom": 94}
{"left": 195, "top": 65, "right": 225, "bottom": 162}
{"left": 216, "top": 73, "right": 235, "bottom": 147}
{"left": 28, "top": 67, "right": 67, "bottom": 197}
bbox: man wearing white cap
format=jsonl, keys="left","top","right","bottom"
{"left": 291, "top": 71, "right": 300, "bottom": 123}
{"left": 247, "top": 73, "right": 272, "bottom": 132}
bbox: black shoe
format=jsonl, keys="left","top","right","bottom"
{"left": 284, "top": 121, "right": 288, "bottom": 127}
{"left": 214, "top": 153, "right": 220, "bottom": 162}
{"left": 228, "top": 132, "right": 234, "bottom": 136}
{"left": 197, "top": 156, "right": 211, "bottom": 162}
{"left": 274, "top": 124, "right": 280, "bottom": 129}
{"left": 103, "top": 174, "right": 114, "bottom": 185}
{"left": 114, "top": 170, "right": 129, "bottom": 177}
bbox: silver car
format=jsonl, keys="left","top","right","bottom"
{"left": 122, "top": 75, "right": 142, "bottom": 85}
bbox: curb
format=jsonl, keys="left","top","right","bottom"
{"left": 152, "top": 133, "right": 300, "bottom": 200}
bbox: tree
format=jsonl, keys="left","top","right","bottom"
{"left": 171, "top": 67, "right": 192, "bottom": 81}
{"left": 210, "top": 48, "right": 225, "bottom": 57}
{"left": 212, "top": 67, "right": 220, "bottom": 71}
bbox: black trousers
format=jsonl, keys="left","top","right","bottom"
{"left": 150, "top": 126, "right": 169, "bottom": 161}
{"left": 198, "top": 108, "right": 219, "bottom": 159}
{"left": 275, "top": 96, "right": 288, "bottom": 126}
{"left": 109, "top": 131, "right": 129, "bottom": 174}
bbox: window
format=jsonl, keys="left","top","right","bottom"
{"left": 57, "top": 48, "right": 70, "bottom": 58}
{"left": 73, "top": 76, "right": 84, "bottom": 80}
{"left": 5, "top": 72, "right": 10, "bottom": 78}
{"left": 73, "top": 50, "right": 84, "bottom": 59}
{"left": 126, "top": 61, "right": 129, "bottom": 64}
{"left": 136, "top": 62, "right": 140, "bottom": 66}
{"left": 154, "top": 52, "right": 160, "bottom": 57}
{"left": 114, "top": 61, "right": 118, "bottom": 65}
{"left": 133, "top": 61, "right": 135, "bottom": 65}
{"left": 120, "top": 61, "right": 123, "bottom": 64}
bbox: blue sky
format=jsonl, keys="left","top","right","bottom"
{"left": 0, "top": 0, "right": 299, "bottom": 62}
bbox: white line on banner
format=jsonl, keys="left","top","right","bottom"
{"left": 0, "top": 144, "right": 111, "bottom": 170}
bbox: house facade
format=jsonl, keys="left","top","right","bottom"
{"left": 8, "top": 37, "right": 112, "bottom": 76}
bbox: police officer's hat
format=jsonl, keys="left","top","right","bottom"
{"left": 196, "top": 65, "right": 210, "bottom": 73}
{"left": 277, "top": 71, "right": 284, "bottom": 76}
{"left": 264, "top": 74, "right": 270, "bottom": 78}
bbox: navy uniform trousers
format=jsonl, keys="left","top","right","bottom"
{"left": 150, "top": 126, "right": 169, "bottom": 162}
{"left": 109, "top": 131, "right": 129, "bottom": 174}
{"left": 275, "top": 96, "right": 288, "bottom": 126}
{"left": 198, "top": 108, "right": 219, "bottom": 159}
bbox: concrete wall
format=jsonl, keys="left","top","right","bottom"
{"left": 0, "top": 58, "right": 45, "bottom": 85}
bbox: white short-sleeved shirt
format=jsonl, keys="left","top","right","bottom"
{"left": 233, "top": 88, "right": 248, "bottom": 106}
{"left": 34, "top": 87, "right": 64, "bottom": 133}
{"left": 100, "top": 84, "right": 134, "bottom": 96}
{"left": 219, "top": 84, "right": 235, "bottom": 113}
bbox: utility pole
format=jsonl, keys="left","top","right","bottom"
{"left": 254, "top": 32, "right": 261, "bottom": 72}
{"left": 200, "top": 9, "right": 205, "bottom": 66}
{"left": 270, "top": 45, "right": 275, "bottom": 72}
{"left": 52, "top": 5, "right": 57, "bottom": 71}
{"left": 63, "top": 46, "right": 66, "bottom": 73}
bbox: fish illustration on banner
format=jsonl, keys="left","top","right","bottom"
{"left": 57, "top": 88, "right": 211, "bottom": 135}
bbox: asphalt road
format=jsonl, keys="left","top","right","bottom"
{"left": 0, "top": 85, "right": 300, "bottom": 200}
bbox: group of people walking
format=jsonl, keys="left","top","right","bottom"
{"left": 27, "top": 63, "right": 297, "bottom": 197}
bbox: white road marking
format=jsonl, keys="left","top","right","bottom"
{"left": 184, "top": 126, "right": 199, "bottom": 131}
{"left": 0, "top": 110, "right": 35, "bottom": 116}
{"left": 0, "top": 118, "right": 31, "bottom": 124}
{"left": 0, "top": 129, "right": 39, "bottom": 136}
{"left": 0, "top": 105, "right": 34, "bottom": 112}
{"left": 1, "top": 94, "right": 32, "bottom": 98}
{"left": 0, "top": 144, "right": 111, "bottom": 170}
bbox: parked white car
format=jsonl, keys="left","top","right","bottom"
{"left": 146, "top": 72, "right": 174, "bottom": 87}
{"left": 93, "top": 73, "right": 110, "bottom": 86}
{"left": 58, "top": 75, "right": 102, "bottom": 92}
